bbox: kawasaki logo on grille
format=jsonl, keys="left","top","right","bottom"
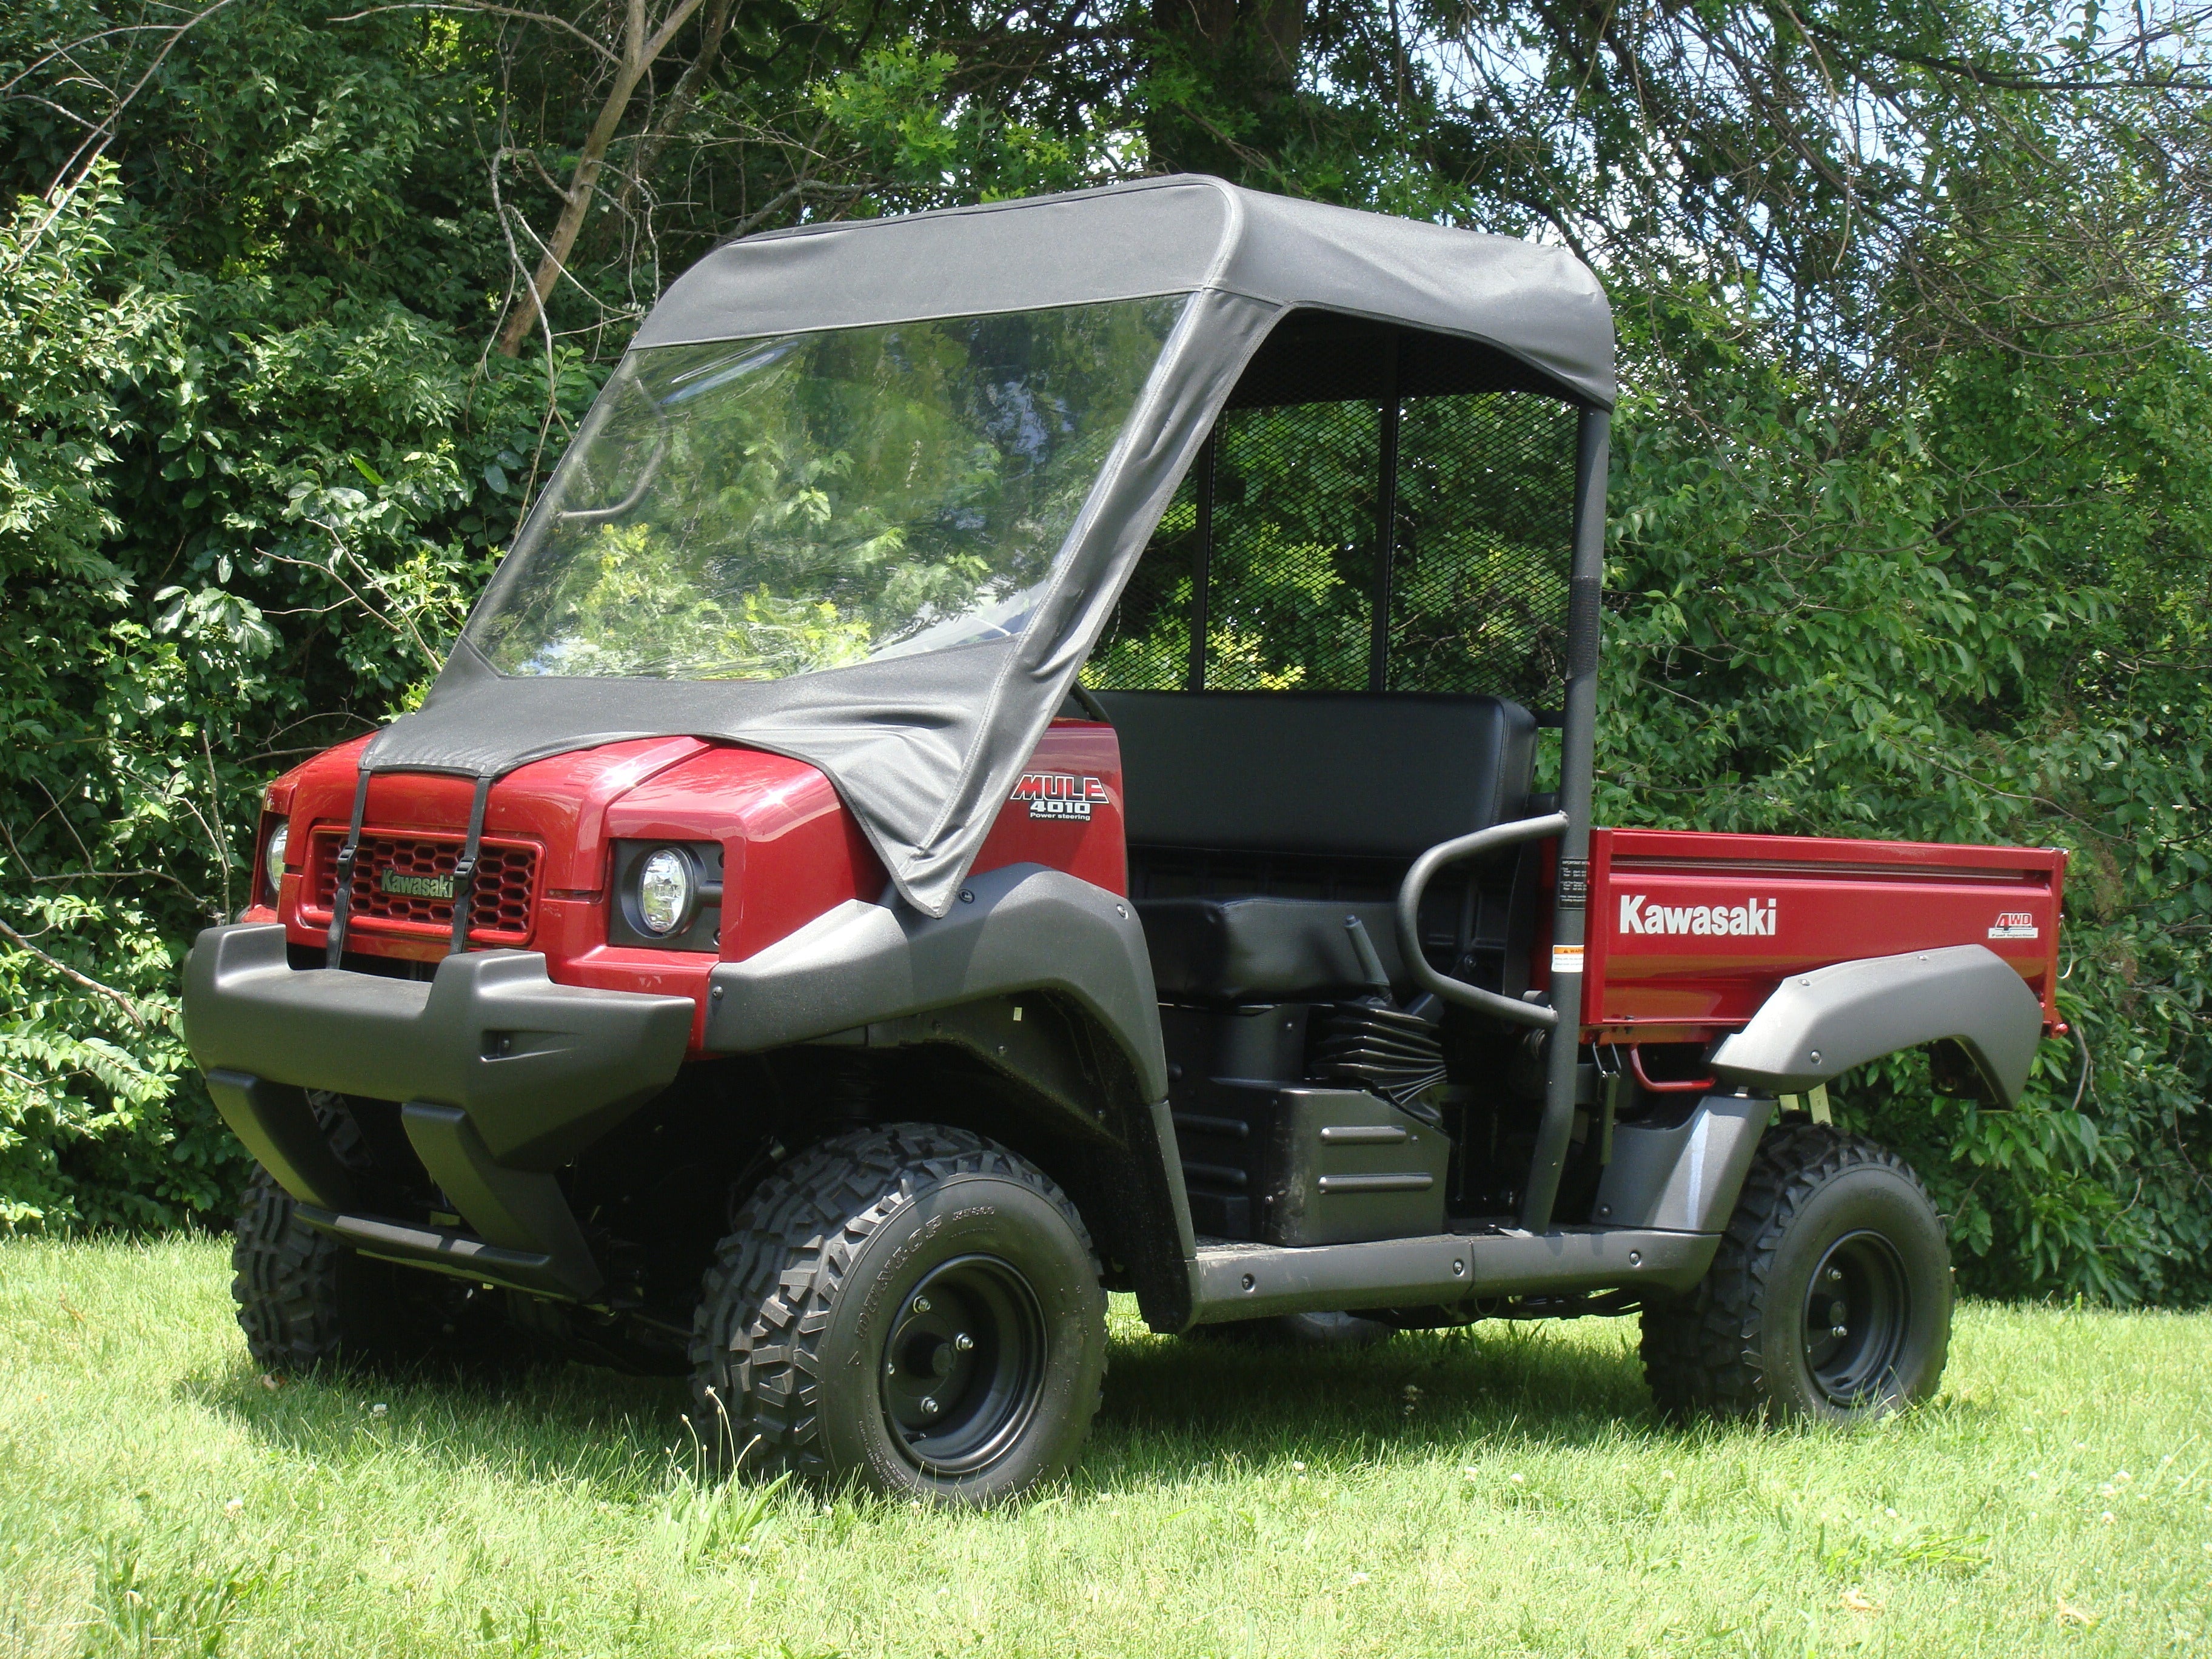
{"left": 380, "top": 870, "right": 456, "bottom": 900}
{"left": 1618, "top": 894, "right": 1777, "bottom": 937}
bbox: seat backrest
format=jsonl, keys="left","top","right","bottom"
{"left": 1091, "top": 690, "right": 1538, "bottom": 859}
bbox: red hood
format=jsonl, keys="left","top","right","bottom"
{"left": 265, "top": 734, "right": 885, "bottom": 967}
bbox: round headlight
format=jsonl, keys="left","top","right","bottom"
{"left": 263, "top": 822, "right": 289, "bottom": 905}
{"left": 635, "top": 847, "right": 696, "bottom": 937}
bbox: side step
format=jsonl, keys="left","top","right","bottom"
{"left": 1188, "top": 1227, "right": 1718, "bottom": 1324}
{"left": 295, "top": 1207, "right": 586, "bottom": 1301}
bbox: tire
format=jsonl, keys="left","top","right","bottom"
{"left": 1640, "top": 1123, "right": 1952, "bottom": 1425}
{"left": 690, "top": 1123, "right": 1107, "bottom": 1504}
{"left": 230, "top": 1099, "right": 514, "bottom": 1376}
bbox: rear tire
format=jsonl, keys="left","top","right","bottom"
{"left": 691, "top": 1124, "right": 1107, "bottom": 1503}
{"left": 229, "top": 1099, "right": 514, "bottom": 1375}
{"left": 1640, "top": 1123, "right": 1951, "bottom": 1424}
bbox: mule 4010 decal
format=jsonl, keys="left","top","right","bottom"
{"left": 1617, "top": 894, "right": 1778, "bottom": 937}
{"left": 1011, "top": 773, "right": 1110, "bottom": 821}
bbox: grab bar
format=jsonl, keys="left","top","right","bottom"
{"left": 1393, "top": 812, "right": 1569, "bottom": 1030}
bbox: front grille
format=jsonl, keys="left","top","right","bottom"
{"left": 307, "top": 829, "right": 539, "bottom": 945}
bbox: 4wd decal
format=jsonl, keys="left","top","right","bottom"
{"left": 1988, "top": 911, "right": 2040, "bottom": 940}
{"left": 1618, "top": 894, "right": 1777, "bottom": 937}
{"left": 1011, "top": 773, "right": 1110, "bottom": 822}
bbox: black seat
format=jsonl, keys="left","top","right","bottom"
{"left": 1091, "top": 691, "right": 1539, "bottom": 1005}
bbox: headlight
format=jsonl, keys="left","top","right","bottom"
{"left": 263, "top": 822, "right": 289, "bottom": 905}
{"left": 634, "top": 846, "right": 697, "bottom": 936}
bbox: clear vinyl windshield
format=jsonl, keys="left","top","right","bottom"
{"left": 465, "top": 298, "right": 1188, "bottom": 681}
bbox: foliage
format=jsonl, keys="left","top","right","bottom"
{"left": 1, "top": 0, "right": 2209, "bottom": 1307}
{"left": 0, "top": 0, "right": 600, "bottom": 1227}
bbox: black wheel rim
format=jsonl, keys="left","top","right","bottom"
{"left": 1801, "top": 1229, "right": 1911, "bottom": 1409}
{"left": 879, "top": 1254, "right": 1047, "bottom": 1476}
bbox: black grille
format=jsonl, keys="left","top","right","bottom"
{"left": 1085, "top": 386, "right": 1578, "bottom": 700}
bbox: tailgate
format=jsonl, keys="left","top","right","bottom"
{"left": 1580, "top": 828, "right": 2065, "bottom": 1042}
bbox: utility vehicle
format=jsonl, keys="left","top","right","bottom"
{"left": 184, "top": 177, "right": 2066, "bottom": 1502}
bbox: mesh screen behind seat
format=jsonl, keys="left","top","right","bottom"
{"left": 1083, "top": 382, "right": 1577, "bottom": 701}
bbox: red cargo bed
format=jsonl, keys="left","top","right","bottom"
{"left": 1575, "top": 828, "right": 2066, "bottom": 1044}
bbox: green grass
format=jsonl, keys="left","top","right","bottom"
{"left": 1, "top": 1236, "right": 2206, "bottom": 1657}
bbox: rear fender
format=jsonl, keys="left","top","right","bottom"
{"left": 1708, "top": 943, "right": 2043, "bottom": 1105}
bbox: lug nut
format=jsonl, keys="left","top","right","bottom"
{"left": 953, "top": 1332, "right": 974, "bottom": 1352}
{"left": 1828, "top": 1269, "right": 1843, "bottom": 1283}
{"left": 913, "top": 1296, "right": 931, "bottom": 1315}
{"left": 920, "top": 1396, "right": 940, "bottom": 1415}
{"left": 1830, "top": 1324, "right": 1848, "bottom": 1339}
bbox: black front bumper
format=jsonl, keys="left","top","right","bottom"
{"left": 184, "top": 924, "right": 694, "bottom": 1299}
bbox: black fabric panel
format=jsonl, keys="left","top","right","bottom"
{"left": 1141, "top": 896, "right": 1408, "bottom": 1004}
{"left": 1224, "top": 310, "right": 1570, "bottom": 410}
{"left": 637, "top": 175, "right": 1615, "bottom": 409}
{"left": 1093, "top": 690, "right": 1537, "bottom": 860}
{"left": 369, "top": 176, "right": 1612, "bottom": 920}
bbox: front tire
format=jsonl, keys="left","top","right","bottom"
{"left": 230, "top": 1103, "right": 512, "bottom": 1375}
{"left": 691, "top": 1124, "right": 1107, "bottom": 1503}
{"left": 1640, "top": 1124, "right": 1952, "bottom": 1424}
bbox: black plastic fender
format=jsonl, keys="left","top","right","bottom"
{"left": 703, "top": 862, "right": 1169, "bottom": 1104}
{"left": 1594, "top": 1094, "right": 1774, "bottom": 1233}
{"left": 1708, "top": 943, "right": 2043, "bottom": 1105}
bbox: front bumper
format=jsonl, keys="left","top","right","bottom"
{"left": 184, "top": 923, "right": 694, "bottom": 1299}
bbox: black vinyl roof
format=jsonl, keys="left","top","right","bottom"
{"left": 638, "top": 175, "right": 1614, "bottom": 409}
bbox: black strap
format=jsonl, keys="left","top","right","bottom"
{"left": 448, "top": 775, "right": 493, "bottom": 956}
{"left": 324, "top": 768, "right": 373, "bottom": 968}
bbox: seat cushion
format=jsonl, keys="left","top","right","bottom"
{"left": 1141, "top": 896, "right": 1409, "bottom": 1005}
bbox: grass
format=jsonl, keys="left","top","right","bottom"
{"left": 1, "top": 1236, "right": 2207, "bottom": 1657}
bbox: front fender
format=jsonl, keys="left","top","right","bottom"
{"left": 1708, "top": 943, "right": 2043, "bottom": 1105}
{"left": 703, "top": 861, "right": 1168, "bottom": 1105}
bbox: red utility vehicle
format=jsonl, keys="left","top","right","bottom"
{"left": 185, "top": 178, "right": 2065, "bottom": 1502}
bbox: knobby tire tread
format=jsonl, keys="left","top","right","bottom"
{"left": 689, "top": 1123, "right": 1101, "bottom": 1483}
{"left": 229, "top": 1100, "right": 364, "bottom": 1372}
{"left": 229, "top": 1097, "right": 517, "bottom": 1376}
{"left": 1638, "top": 1122, "right": 1939, "bottom": 1423}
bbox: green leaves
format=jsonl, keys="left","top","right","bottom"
{"left": 0, "top": 138, "right": 584, "bottom": 1231}
{"left": 0, "top": 0, "right": 2207, "bottom": 1303}
{"left": 1602, "top": 265, "right": 2212, "bottom": 1301}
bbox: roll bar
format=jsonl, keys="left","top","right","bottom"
{"left": 1393, "top": 811, "right": 1569, "bottom": 1030}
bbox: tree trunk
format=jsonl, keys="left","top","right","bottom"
{"left": 495, "top": 0, "right": 711, "bottom": 357}
{"left": 616, "top": 0, "right": 734, "bottom": 221}
{"left": 1146, "top": 0, "right": 1309, "bottom": 179}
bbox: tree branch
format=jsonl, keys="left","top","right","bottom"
{"left": 0, "top": 916, "right": 143, "bottom": 1026}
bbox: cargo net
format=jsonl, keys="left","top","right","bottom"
{"left": 1084, "top": 390, "right": 1578, "bottom": 702}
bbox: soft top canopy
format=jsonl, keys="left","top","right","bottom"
{"left": 364, "top": 178, "right": 1615, "bottom": 920}
{"left": 637, "top": 175, "right": 1614, "bottom": 408}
